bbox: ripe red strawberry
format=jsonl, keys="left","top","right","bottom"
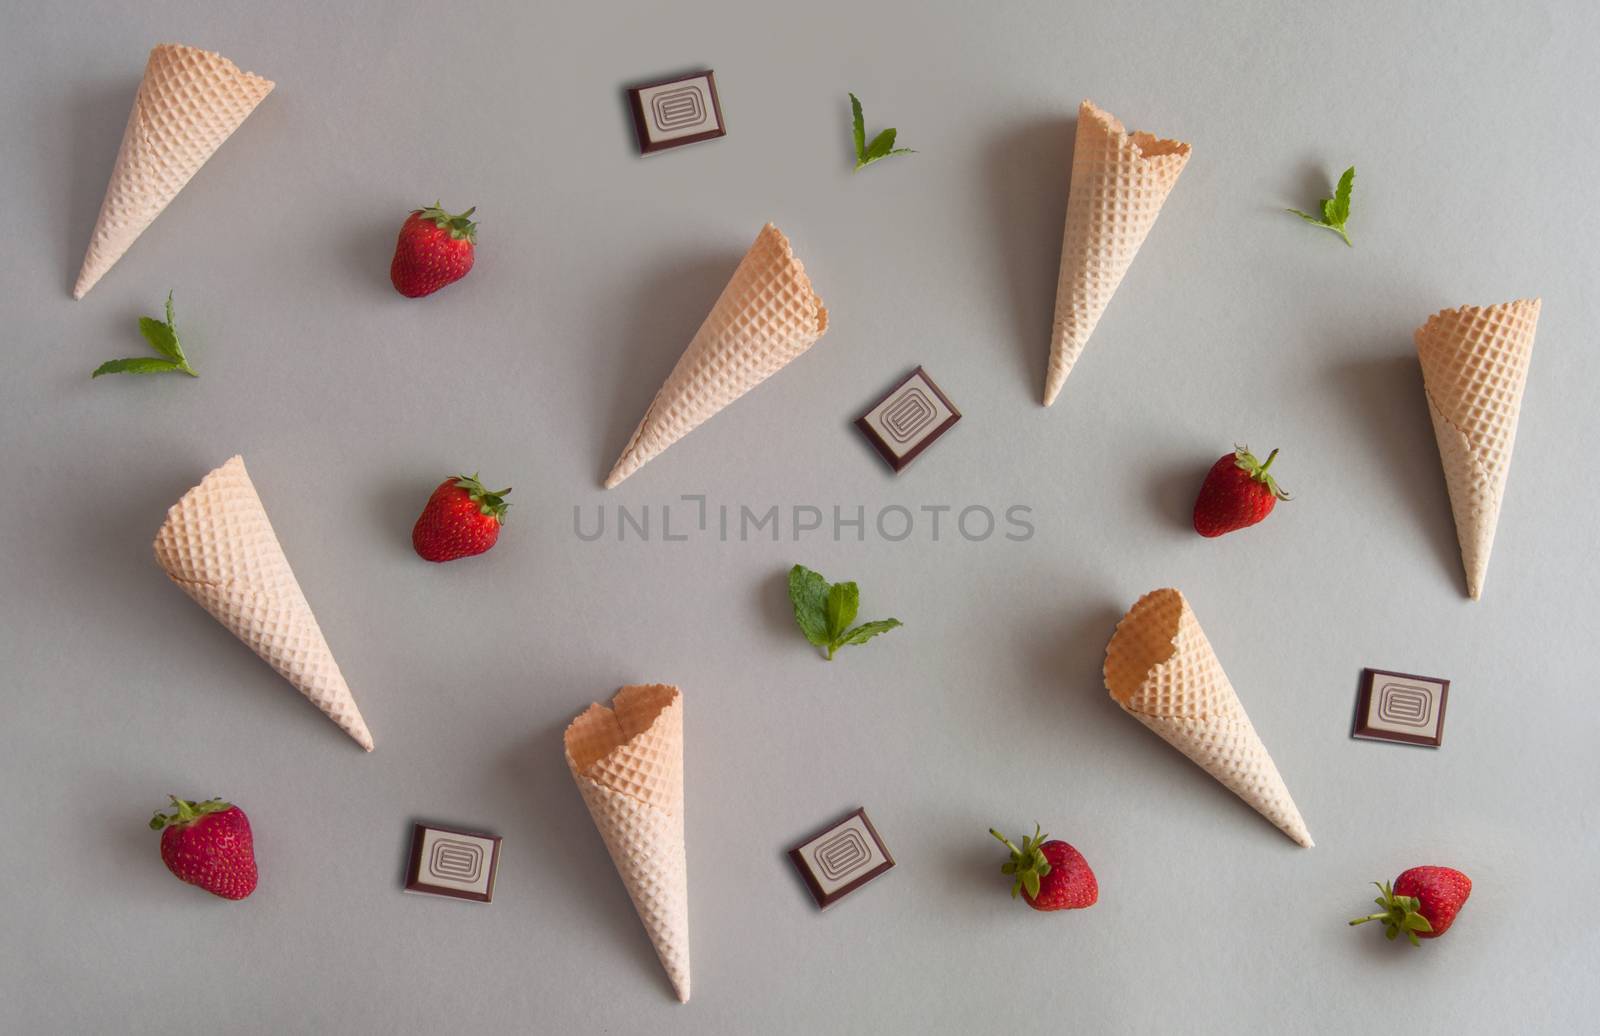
{"left": 1192, "top": 445, "right": 1291, "bottom": 537}
{"left": 1349, "top": 866, "right": 1472, "bottom": 945}
{"left": 390, "top": 202, "right": 477, "bottom": 297}
{"left": 412, "top": 474, "right": 511, "bottom": 562}
{"left": 149, "top": 797, "right": 257, "bottom": 900}
{"left": 990, "top": 824, "right": 1098, "bottom": 911}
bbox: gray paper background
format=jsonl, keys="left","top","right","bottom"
{"left": 3, "top": 1, "right": 1598, "bottom": 1032}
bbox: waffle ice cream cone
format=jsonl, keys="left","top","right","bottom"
{"left": 1104, "top": 589, "right": 1311, "bottom": 847}
{"left": 1414, "top": 298, "right": 1540, "bottom": 600}
{"left": 605, "top": 223, "right": 828, "bottom": 487}
{"left": 565, "top": 685, "right": 689, "bottom": 1001}
{"left": 153, "top": 456, "right": 373, "bottom": 751}
{"left": 1044, "top": 100, "right": 1190, "bottom": 406}
{"left": 73, "top": 44, "right": 274, "bottom": 299}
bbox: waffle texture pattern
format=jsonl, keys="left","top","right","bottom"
{"left": 74, "top": 43, "right": 273, "bottom": 298}
{"left": 1104, "top": 589, "right": 1311, "bottom": 847}
{"left": 1045, "top": 100, "right": 1189, "bottom": 406}
{"left": 565, "top": 684, "right": 689, "bottom": 1001}
{"left": 606, "top": 223, "right": 828, "bottom": 486}
{"left": 1415, "top": 298, "right": 1540, "bottom": 600}
{"left": 153, "top": 456, "right": 372, "bottom": 751}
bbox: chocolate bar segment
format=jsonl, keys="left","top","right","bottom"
{"left": 854, "top": 366, "right": 961, "bottom": 473}
{"left": 788, "top": 807, "right": 894, "bottom": 908}
{"left": 403, "top": 823, "right": 502, "bottom": 902}
{"left": 626, "top": 70, "right": 726, "bottom": 154}
{"left": 1352, "top": 669, "right": 1449, "bottom": 748}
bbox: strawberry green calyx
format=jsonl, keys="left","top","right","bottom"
{"left": 990, "top": 824, "right": 1054, "bottom": 900}
{"left": 454, "top": 474, "right": 511, "bottom": 523}
{"left": 1349, "top": 881, "right": 1434, "bottom": 946}
{"left": 415, "top": 202, "right": 477, "bottom": 243}
{"left": 149, "top": 796, "right": 231, "bottom": 831}
{"left": 1234, "top": 445, "right": 1291, "bottom": 501}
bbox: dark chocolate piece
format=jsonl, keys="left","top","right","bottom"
{"left": 854, "top": 366, "right": 961, "bottom": 473}
{"left": 788, "top": 807, "right": 894, "bottom": 908}
{"left": 403, "top": 823, "right": 502, "bottom": 902}
{"left": 626, "top": 70, "right": 726, "bottom": 154}
{"left": 1352, "top": 669, "right": 1449, "bottom": 748}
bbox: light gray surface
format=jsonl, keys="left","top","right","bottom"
{"left": 2, "top": 1, "right": 1598, "bottom": 1032}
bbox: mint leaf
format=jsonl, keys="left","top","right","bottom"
{"left": 839, "top": 618, "right": 901, "bottom": 646}
{"left": 1285, "top": 165, "right": 1355, "bottom": 246}
{"left": 849, "top": 93, "right": 866, "bottom": 163}
{"left": 92, "top": 357, "right": 184, "bottom": 377}
{"left": 824, "top": 582, "right": 859, "bottom": 641}
{"left": 849, "top": 94, "right": 914, "bottom": 171}
{"left": 97, "top": 291, "right": 196, "bottom": 378}
{"left": 864, "top": 128, "right": 897, "bottom": 162}
{"left": 788, "top": 564, "right": 902, "bottom": 660}
{"left": 1330, "top": 166, "right": 1355, "bottom": 224}
{"left": 138, "top": 317, "right": 181, "bottom": 362}
{"left": 788, "top": 565, "right": 831, "bottom": 648}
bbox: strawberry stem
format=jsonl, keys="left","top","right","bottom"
{"left": 989, "top": 828, "right": 1023, "bottom": 856}
{"left": 149, "top": 796, "right": 230, "bottom": 831}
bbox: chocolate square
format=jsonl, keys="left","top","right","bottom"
{"left": 403, "top": 823, "right": 502, "bottom": 902}
{"left": 1352, "top": 669, "right": 1450, "bottom": 748}
{"left": 854, "top": 367, "right": 961, "bottom": 472}
{"left": 626, "top": 70, "right": 726, "bottom": 154}
{"left": 788, "top": 808, "right": 894, "bottom": 909}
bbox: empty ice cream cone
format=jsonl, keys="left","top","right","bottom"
{"left": 1044, "top": 100, "right": 1189, "bottom": 406}
{"left": 565, "top": 684, "right": 690, "bottom": 1001}
{"left": 605, "top": 223, "right": 828, "bottom": 487}
{"left": 74, "top": 44, "right": 274, "bottom": 299}
{"left": 153, "top": 456, "right": 373, "bottom": 751}
{"left": 1104, "top": 589, "right": 1311, "bottom": 847}
{"left": 1415, "top": 298, "right": 1540, "bottom": 600}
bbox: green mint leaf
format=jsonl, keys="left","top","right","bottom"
{"left": 824, "top": 582, "right": 860, "bottom": 641}
{"left": 864, "top": 128, "right": 898, "bottom": 162}
{"left": 138, "top": 317, "right": 182, "bottom": 362}
{"left": 849, "top": 95, "right": 913, "bottom": 171}
{"left": 839, "top": 618, "right": 902, "bottom": 646}
{"left": 91, "top": 357, "right": 184, "bottom": 378}
{"left": 791, "top": 565, "right": 900, "bottom": 659}
{"left": 1331, "top": 166, "right": 1355, "bottom": 224}
{"left": 787, "top": 565, "right": 832, "bottom": 648}
{"left": 1287, "top": 166, "right": 1354, "bottom": 245}
{"left": 849, "top": 93, "right": 866, "bottom": 162}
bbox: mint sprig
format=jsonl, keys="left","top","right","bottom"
{"left": 1287, "top": 165, "right": 1355, "bottom": 246}
{"left": 849, "top": 93, "right": 914, "bottom": 172}
{"left": 93, "top": 291, "right": 197, "bottom": 378}
{"left": 788, "top": 564, "right": 902, "bottom": 660}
